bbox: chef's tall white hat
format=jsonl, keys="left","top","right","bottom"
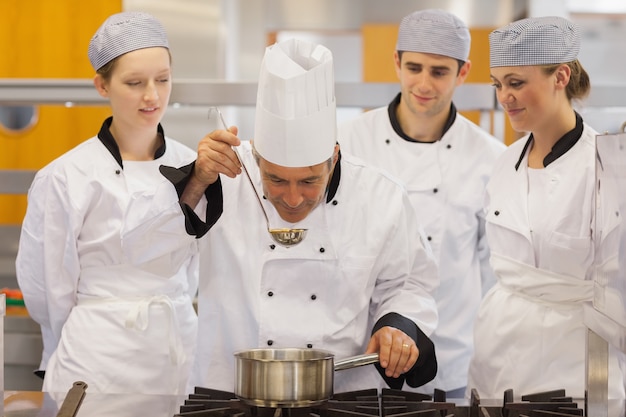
{"left": 88, "top": 11, "right": 169, "bottom": 71}
{"left": 254, "top": 38, "right": 337, "bottom": 167}
{"left": 489, "top": 16, "right": 580, "bottom": 68}
{"left": 396, "top": 9, "right": 471, "bottom": 62}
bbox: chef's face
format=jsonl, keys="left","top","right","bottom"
{"left": 94, "top": 47, "right": 172, "bottom": 131}
{"left": 395, "top": 51, "right": 469, "bottom": 119}
{"left": 490, "top": 65, "right": 566, "bottom": 133}
{"left": 258, "top": 145, "right": 339, "bottom": 223}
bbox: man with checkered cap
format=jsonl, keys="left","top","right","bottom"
{"left": 120, "top": 37, "right": 441, "bottom": 392}
{"left": 467, "top": 16, "right": 625, "bottom": 400}
{"left": 339, "top": 9, "right": 505, "bottom": 397}
{"left": 16, "top": 11, "right": 200, "bottom": 395}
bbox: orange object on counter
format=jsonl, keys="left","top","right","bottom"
{"left": 2, "top": 287, "right": 24, "bottom": 299}
{"left": 2, "top": 287, "right": 29, "bottom": 315}
{"left": 3, "top": 391, "right": 45, "bottom": 412}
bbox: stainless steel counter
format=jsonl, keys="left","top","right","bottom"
{"left": 3, "top": 390, "right": 185, "bottom": 417}
{"left": 4, "top": 316, "right": 43, "bottom": 392}
{"left": 0, "top": 224, "right": 44, "bottom": 392}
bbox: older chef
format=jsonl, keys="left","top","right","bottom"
{"left": 467, "top": 16, "right": 626, "bottom": 399}
{"left": 16, "top": 12, "right": 199, "bottom": 395}
{"left": 339, "top": 9, "right": 505, "bottom": 398}
{"left": 122, "top": 38, "right": 440, "bottom": 392}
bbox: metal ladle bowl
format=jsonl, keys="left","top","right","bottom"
{"left": 266, "top": 228, "right": 308, "bottom": 246}
{"left": 208, "top": 107, "right": 307, "bottom": 247}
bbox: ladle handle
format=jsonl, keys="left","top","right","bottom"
{"left": 231, "top": 146, "right": 271, "bottom": 227}
{"left": 334, "top": 353, "right": 379, "bottom": 371}
{"left": 208, "top": 107, "right": 272, "bottom": 228}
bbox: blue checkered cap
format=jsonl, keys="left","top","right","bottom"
{"left": 88, "top": 11, "right": 169, "bottom": 71}
{"left": 489, "top": 16, "right": 580, "bottom": 67}
{"left": 396, "top": 9, "right": 470, "bottom": 61}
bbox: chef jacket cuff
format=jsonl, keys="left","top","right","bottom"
{"left": 371, "top": 312, "right": 437, "bottom": 389}
{"left": 159, "top": 162, "right": 223, "bottom": 238}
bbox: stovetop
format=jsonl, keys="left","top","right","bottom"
{"left": 174, "top": 387, "right": 589, "bottom": 417}
{"left": 4, "top": 387, "right": 625, "bottom": 417}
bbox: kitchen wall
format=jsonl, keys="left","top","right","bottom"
{"left": 0, "top": 1, "right": 121, "bottom": 224}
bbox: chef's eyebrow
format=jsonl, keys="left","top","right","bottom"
{"left": 405, "top": 61, "right": 452, "bottom": 72}
{"left": 491, "top": 72, "right": 521, "bottom": 82}
{"left": 265, "top": 172, "right": 323, "bottom": 182}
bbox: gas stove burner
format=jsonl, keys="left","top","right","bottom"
{"left": 174, "top": 387, "right": 459, "bottom": 417}
{"left": 381, "top": 388, "right": 456, "bottom": 417}
{"left": 174, "top": 387, "right": 586, "bottom": 417}
{"left": 174, "top": 387, "right": 381, "bottom": 417}
{"left": 501, "top": 388, "right": 584, "bottom": 417}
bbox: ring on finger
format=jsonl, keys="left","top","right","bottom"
{"left": 402, "top": 343, "right": 411, "bottom": 349}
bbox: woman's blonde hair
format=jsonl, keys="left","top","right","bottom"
{"left": 541, "top": 60, "right": 590, "bottom": 101}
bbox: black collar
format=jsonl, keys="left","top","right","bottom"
{"left": 325, "top": 149, "right": 341, "bottom": 203}
{"left": 387, "top": 93, "right": 457, "bottom": 143}
{"left": 97, "top": 116, "right": 167, "bottom": 169}
{"left": 514, "top": 112, "right": 584, "bottom": 171}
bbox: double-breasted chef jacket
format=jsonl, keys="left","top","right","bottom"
{"left": 121, "top": 142, "right": 440, "bottom": 392}
{"left": 467, "top": 114, "right": 626, "bottom": 400}
{"left": 339, "top": 97, "right": 506, "bottom": 393}
{"left": 16, "top": 119, "right": 200, "bottom": 395}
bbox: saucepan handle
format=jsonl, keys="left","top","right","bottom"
{"left": 334, "top": 353, "right": 380, "bottom": 371}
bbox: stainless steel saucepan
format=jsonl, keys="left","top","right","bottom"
{"left": 234, "top": 348, "right": 379, "bottom": 408}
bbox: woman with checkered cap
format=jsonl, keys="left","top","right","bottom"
{"left": 467, "top": 16, "right": 625, "bottom": 400}
{"left": 16, "top": 12, "right": 199, "bottom": 395}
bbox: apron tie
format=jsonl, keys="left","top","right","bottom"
{"left": 77, "top": 293, "right": 185, "bottom": 366}
{"left": 491, "top": 253, "right": 593, "bottom": 305}
{"left": 124, "top": 295, "right": 184, "bottom": 365}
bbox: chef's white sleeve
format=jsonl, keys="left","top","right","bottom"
{"left": 16, "top": 172, "right": 81, "bottom": 372}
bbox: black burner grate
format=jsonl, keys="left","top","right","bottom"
{"left": 501, "top": 389, "right": 584, "bottom": 417}
{"left": 174, "top": 387, "right": 586, "bottom": 417}
{"left": 174, "top": 388, "right": 381, "bottom": 417}
{"left": 381, "top": 388, "right": 455, "bottom": 417}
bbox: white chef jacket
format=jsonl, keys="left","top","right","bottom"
{"left": 339, "top": 101, "right": 505, "bottom": 392}
{"left": 121, "top": 142, "right": 440, "bottom": 393}
{"left": 467, "top": 121, "right": 626, "bottom": 399}
{"left": 16, "top": 119, "right": 199, "bottom": 395}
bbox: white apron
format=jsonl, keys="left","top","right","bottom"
{"left": 468, "top": 125, "right": 625, "bottom": 400}
{"left": 468, "top": 253, "right": 625, "bottom": 399}
{"left": 16, "top": 133, "right": 200, "bottom": 396}
{"left": 42, "top": 265, "right": 197, "bottom": 395}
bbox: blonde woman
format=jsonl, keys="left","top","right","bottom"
{"left": 16, "top": 12, "right": 199, "bottom": 395}
{"left": 467, "top": 16, "right": 625, "bottom": 400}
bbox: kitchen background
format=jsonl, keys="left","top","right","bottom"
{"left": 0, "top": 0, "right": 625, "bottom": 391}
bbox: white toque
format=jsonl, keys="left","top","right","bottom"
{"left": 253, "top": 38, "right": 337, "bottom": 168}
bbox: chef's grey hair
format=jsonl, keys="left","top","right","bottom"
{"left": 251, "top": 145, "right": 333, "bottom": 170}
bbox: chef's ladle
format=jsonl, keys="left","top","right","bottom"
{"left": 208, "top": 107, "right": 307, "bottom": 247}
